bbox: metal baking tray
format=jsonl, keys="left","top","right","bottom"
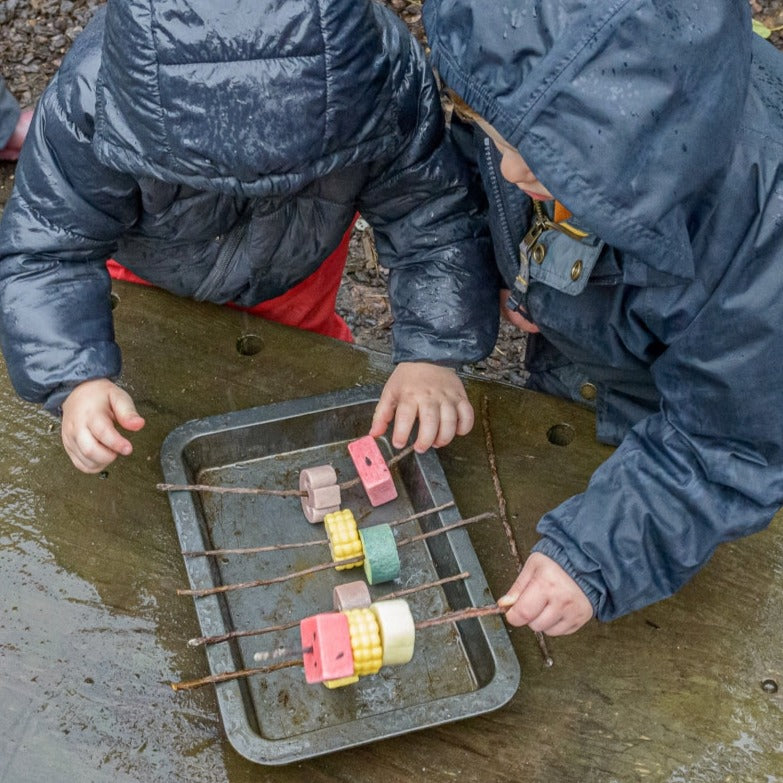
{"left": 160, "top": 386, "right": 520, "bottom": 765}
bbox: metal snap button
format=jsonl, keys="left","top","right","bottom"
{"left": 579, "top": 382, "right": 597, "bottom": 401}
{"left": 532, "top": 244, "right": 546, "bottom": 264}
{"left": 570, "top": 259, "right": 583, "bottom": 280}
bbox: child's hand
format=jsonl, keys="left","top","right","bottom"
{"left": 500, "top": 289, "right": 539, "bottom": 333}
{"left": 0, "top": 108, "right": 33, "bottom": 161}
{"left": 370, "top": 362, "right": 474, "bottom": 452}
{"left": 60, "top": 379, "right": 146, "bottom": 473}
{"left": 498, "top": 552, "right": 593, "bottom": 636}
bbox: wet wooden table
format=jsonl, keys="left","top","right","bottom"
{"left": 0, "top": 281, "right": 780, "bottom": 783}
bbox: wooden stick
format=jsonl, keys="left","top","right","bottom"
{"left": 180, "top": 500, "right": 456, "bottom": 558}
{"left": 481, "top": 396, "right": 522, "bottom": 566}
{"left": 178, "top": 514, "right": 491, "bottom": 597}
{"left": 158, "top": 445, "right": 417, "bottom": 497}
{"left": 481, "top": 395, "right": 554, "bottom": 668}
{"left": 414, "top": 604, "right": 505, "bottom": 630}
{"left": 157, "top": 483, "right": 304, "bottom": 497}
{"left": 183, "top": 538, "right": 326, "bottom": 557}
{"left": 177, "top": 556, "right": 364, "bottom": 597}
{"left": 387, "top": 500, "right": 455, "bottom": 527}
{"left": 395, "top": 512, "right": 495, "bottom": 546}
{"left": 186, "top": 572, "right": 470, "bottom": 648}
{"left": 170, "top": 659, "right": 302, "bottom": 691}
{"left": 173, "top": 603, "right": 505, "bottom": 690}
{"left": 380, "top": 571, "right": 469, "bottom": 601}
{"left": 188, "top": 618, "right": 300, "bottom": 648}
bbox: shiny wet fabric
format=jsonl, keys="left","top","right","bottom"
{"left": 425, "top": 0, "right": 783, "bottom": 620}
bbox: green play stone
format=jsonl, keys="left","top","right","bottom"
{"left": 358, "top": 524, "right": 400, "bottom": 584}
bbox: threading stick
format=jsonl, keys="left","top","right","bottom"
{"left": 172, "top": 603, "right": 504, "bottom": 691}
{"left": 177, "top": 513, "right": 493, "bottom": 598}
{"left": 186, "top": 571, "right": 470, "bottom": 648}
{"left": 482, "top": 395, "right": 554, "bottom": 668}
{"left": 158, "top": 445, "right": 416, "bottom": 496}
{"left": 180, "top": 501, "right": 455, "bottom": 558}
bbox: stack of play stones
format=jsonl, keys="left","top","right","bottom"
{"left": 299, "top": 599, "right": 416, "bottom": 688}
{"left": 323, "top": 509, "right": 401, "bottom": 584}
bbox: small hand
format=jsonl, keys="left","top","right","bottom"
{"left": 61, "top": 378, "right": 146, "bottom": 473}
{"left": 500, "top": 288, "right": 539, "bottom": 333}
{"left": 370, "top": 362, "right": 474, "bottom": 452}
{"left": 0, "top": 108, "right": 33, "bottom": 161}
{"left": 498, "top": 552, "right": 593, "bottom": 636}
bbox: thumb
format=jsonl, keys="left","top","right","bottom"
{"left": 110, "top": 388, "right": 146, "bottom": 431}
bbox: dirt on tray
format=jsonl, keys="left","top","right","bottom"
{"left": 0, "top": 0, "right": 779, "bottom": 387}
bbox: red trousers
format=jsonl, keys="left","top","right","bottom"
{"left": 106, "top": 226, "right": 354, "bottom": 343}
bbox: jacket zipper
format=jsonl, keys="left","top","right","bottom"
{"left": 481, "top": 137, "right": 519, "bottom": 271}
{"left": 194, "top": 216, "right": 250, "bottom": 301}
{"left": 523, "top": 199, "right": 587, "bottom": 252}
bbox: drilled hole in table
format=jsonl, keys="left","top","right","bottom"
{"left": 237, "top": 334, "right": 264, "bottom": 356}
{"left": 547, "top": 423, "right": 575, "bottom": 447}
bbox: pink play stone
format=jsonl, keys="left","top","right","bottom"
{"left": 347, "top": 436, "right": 398, "bottom": 507}
{"left": 300, "top": 465, "right": 341, "bottom": 523}
{"left": 300, "top": 612, "right": 355, "bottom": 684}
{"left": 333, "top": 580, "right": 372, "bottom": 611}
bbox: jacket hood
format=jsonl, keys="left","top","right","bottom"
{"left": 424, "top": 0, "right": 752, "bottom": 279}
{"left": 94, "top": 0, "right": 417, "bottom": 195}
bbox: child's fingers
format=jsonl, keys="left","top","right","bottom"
{"left": 90, "top": 416, "right": 134, "bottom": 457}
{"left": 432, "top": 403, "right": 458, "bottom": 448}
{"left": 527, "top": 602, "right": 564, "bottom": 634}
{"left": 369, "top": 397, "right": 396, "bottom": 438}
{"left": 455, "top": 398, "right": 475, "bottom": 436}
{"left": 503, "top": 590, "right": 548, "bottom": 628}
{"left": 500, "top": 553, "right": 594, "bottom": 634}
{"left": 411, "top": 398, "right": 442, "bottom": 451}
{"left": 109, "top": 387, "right": 146, "bottom": 431}
{"left": 498, "top": 556, "right": 538, "bottom": 608}
{"left": 393, "top": 399, "right": 421, "bottom": 450}
{"left": 66, "top": 429, "right": 121, "bottom": 474}
{"left": 542, "top": 615, "right": 586, "bottom": 637}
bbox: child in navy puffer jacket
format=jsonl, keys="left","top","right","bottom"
{"left": 0, "top": 0, "right": 499, "bottom": 473}
{"left": 406, "top": 0, "right": 783, "bottom": 632}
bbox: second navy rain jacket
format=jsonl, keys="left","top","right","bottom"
{"left": 425, "top": 0, "right": 783, "bottom": 620}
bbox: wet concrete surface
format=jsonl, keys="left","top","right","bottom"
{"left": 0, "top": 281, "right": 781, "bottom": 782}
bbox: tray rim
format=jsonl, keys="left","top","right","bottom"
{"left": 160, "top": 386, "right": 521, "bottom": 765}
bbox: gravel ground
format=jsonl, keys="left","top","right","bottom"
{"left": 0, "top": 0, "right": 779, "bottom": 387}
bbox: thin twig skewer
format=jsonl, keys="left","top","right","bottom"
{"left": 180, "top": 501, "right": 455, "bottom": 558}
{"left": 414, "top": 604, "right": 504, "bottom": 630}
{"left": 177, "top": 555, "right": 364, "bottom": 597}
{"left": 170, "top": 659, "right": 302, "bottom": 691}
{"left": 395, "top": 512, "right": 495, "bottom": 546}
{"left": 188, "top": 618, "right": 300, "bottom": 648}
{"left": 158, "top": 445, "right": 416, "bottom": 496}
{"left": 171, "top": 602, "right": 504, "bottom": 691}
{"left": 177, "top": 513, "right": 494, "bottom": 598}
{"left": 481, "top": 395, "right": 554, "bottom": 668}
{"left": 187, "top": 571, "right": 471, "bottom": 647}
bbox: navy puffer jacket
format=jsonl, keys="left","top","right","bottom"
{"left": 425, "top": 0, "right": 783, "bottom": 620}
{"left": 0, "top": 0, "right": 498, "bottom": 412}
{"left": 0, "top": 77, "right": 21, "bottom": 150}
